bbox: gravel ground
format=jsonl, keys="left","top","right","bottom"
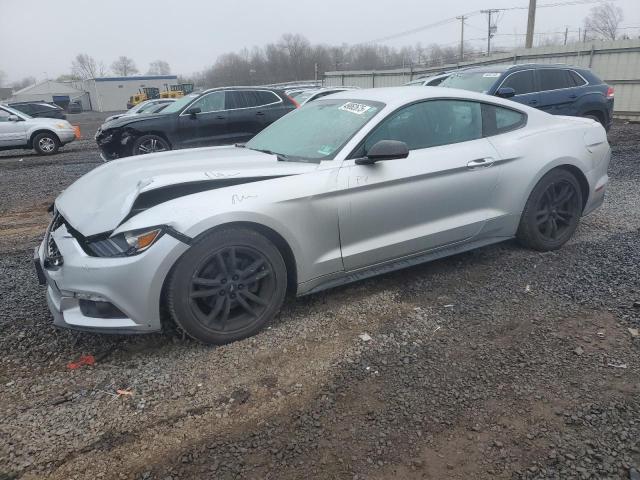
{"left": 0, "top": 116, "right": 639, "bottom": 480}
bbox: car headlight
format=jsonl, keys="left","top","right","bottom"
{"left": 86, "top": 227, "right": 163, "bottom": 257}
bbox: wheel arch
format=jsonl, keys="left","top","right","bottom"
{"left": 124, "top": 128, "right": 173, "bottom": 149}
{"left": 28, "top": 129, "right": 60, "bottom": 148}
{"left": 521, "top": 162, "right": 590, "bottom": 215}
{"left": 159, "top": 220, "right": 299, "bottom": 328}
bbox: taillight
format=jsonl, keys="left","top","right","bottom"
{"left": 287, "top": 95, "right": 300, "bottom": 108}
{"left": 606, "top": 86, "right": 614, "bottom": 98}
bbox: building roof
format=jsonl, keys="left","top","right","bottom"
{"left": 92, "top": 75, "right": 177, "bottom": 82}
{"left": 12, "top": 80, "right": 85, "bottom": 96}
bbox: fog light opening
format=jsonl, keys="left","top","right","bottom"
{"left": 79, "top": 299, "right": 127, "bottom": 319}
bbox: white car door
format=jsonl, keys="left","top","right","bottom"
{"left": 338, "top": 99, "right": 501, "bottom": 271}
{"left": 0, "top": 108, "right": 27, "bottom": 147}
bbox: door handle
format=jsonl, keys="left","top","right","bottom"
{"left": 568, "top": 94, "right": 577, "bottom": 99}
{"left": 256, "top": 111, "right": 265, "bottom": 116}
{"left": 528, "top": 99, "right": 538, "bottom": 105}
{"left": 216, "top": 115, "right": 225, "bottom": 120}
{"left": 467, "top": 158, "right": 494, "bottom": 169}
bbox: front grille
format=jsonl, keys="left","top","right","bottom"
{"left": 44, "top": 212, "right": 64, "bottom": 268}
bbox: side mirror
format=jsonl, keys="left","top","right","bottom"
{"left": 355, "top": 140, "right": 409, "bottom": 165}
{"left": 7, "top": 115, "right": 22, "bottom": 122}
{"left": 186, "top": 106, "right": 201, "bottom": 117}
{"left": 496, "top": 87, "right": 516, "bottom": 98}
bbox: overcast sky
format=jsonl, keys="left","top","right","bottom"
{"left": 1, "top": 0, "right": 639, "bottom": 82}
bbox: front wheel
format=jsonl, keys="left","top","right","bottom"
{"left": 132, "top": 134, "right": 170, "bottom": 155}
{"left": 33, "top": 132, "right": 60, "bottom": 155}
{"left": 166, "top": 228, "right": 288, "bottom": 344}
{"left": 517, "top": 169, "right": 583, "bottom": 251}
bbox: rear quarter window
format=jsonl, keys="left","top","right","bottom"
{"left": 482, "top": 104, "right": 527, "bottom": 136}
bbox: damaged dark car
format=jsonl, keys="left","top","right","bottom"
{"left": 94, "top": 87, "right": 298, "bottom": 159}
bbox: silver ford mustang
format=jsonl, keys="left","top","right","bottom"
{"left": 35, "top": 87, "right": 610, "bottom": 344}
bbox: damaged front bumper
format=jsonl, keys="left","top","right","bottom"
{"left": 35, "top": 219, "right": 189, "bottom": 334}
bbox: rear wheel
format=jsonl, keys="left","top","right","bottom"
{"left": 517, "top": 169, "right": 583, "bottom": 251}
{"left": 132, "top": 134, "right": 170, "bottom": 155}
{"left": 33, "top": 132, "right": 59, "bottom": 155}
{"left": 166, "top": 228, "right": 287, "bottom": 344}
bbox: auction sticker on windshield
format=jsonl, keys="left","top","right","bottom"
{"left": 339, "top": 102, "right": 372, "bottom": 115}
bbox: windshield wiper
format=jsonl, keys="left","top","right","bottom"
{"left": 249, "top": 147, "right": 291, "bottom": 162}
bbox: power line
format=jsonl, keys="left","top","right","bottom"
{"left": 365, "top": 0, "right": 616, "bottom": 45}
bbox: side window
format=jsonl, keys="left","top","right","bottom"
{"left": 255, "top": 91, "right": 280, "bottom": 106}
{"left": 226, "top": 91, "right": 249, "bottom": 109}
{"left": 501, "top": 71, "right": 536, "bottom": 95}
{"left": 568, "top": 70, "right": 587, "bottom": 87}
{"left": 363, "top": 100, "right": 482, "bottom": 153}
{"left": 538, "top": 69, "right": 572, "bottom": 91}
{"left": 482, "top": 104, "right": 526, "bottom": 136}
{"left": 190, "top": 91, "right": 225, "bottom": 113}
{"left": 0, "top": 109, "right": 11, "bottom": 122}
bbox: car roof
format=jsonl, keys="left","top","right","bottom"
{"left": 324, "top": 86, "right": 534, "bottom": 111}
{"left": 201, "top": 86, "right": 284, "bottom": 94}
{"left": 459, "top": 63, "right": 585, "bottom": 74}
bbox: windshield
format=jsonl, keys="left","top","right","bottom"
{"left": 246, "top": 99, "right": 384, "bottom": 162}
{"left": 440, "top": 72, "right": 502, "bottom": 93}
{"left": 159, "top": 93, "right": 200, "bottom": 114}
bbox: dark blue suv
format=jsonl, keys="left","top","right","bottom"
{"left": 440, "top": 64, "right": 614, "bottom": 131}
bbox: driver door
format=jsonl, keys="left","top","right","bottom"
{"left": 176, "top": 91, "right": 228, "bottom": 148}
{"left": 337, "top": 99, "right": 501, "bottom": 271}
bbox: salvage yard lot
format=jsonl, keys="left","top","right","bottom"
{"left": 1, "top": 114, "right": 639, "bottom": 480}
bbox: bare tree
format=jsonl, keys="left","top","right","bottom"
{"left": 111, "top": 56, "right": 139, "bottom": 76}
{"left": 584, "top": 2, "right": 624, "bottom": 41}
{"left": 97, "top": 61, "right": 108, "bottom": 77}
{"left": 147, "top": 60, "right": 171, "bottom": 75}
{"left": 71, "top": 53, "right": 99, "bottom": 79}
{"left": 0, "top": 70, "right": 6, "bottom": 87}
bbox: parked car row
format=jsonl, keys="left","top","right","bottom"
{"left": 406, "top": 63, "right": 614, "bottom": 130}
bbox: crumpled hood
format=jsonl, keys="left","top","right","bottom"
{"left": 100, "top": 112, "right": 164, "bottom": 130}
{"left": 55, "top": 146, "right": 318, "bottom": 236}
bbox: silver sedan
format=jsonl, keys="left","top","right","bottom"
{"left": 35, "top": 87, "right": 610, "bottom": 344}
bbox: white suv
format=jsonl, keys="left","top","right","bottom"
{"left": 0, "top": 104, "right": 77, "bottom": 155}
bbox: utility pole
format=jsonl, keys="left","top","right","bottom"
{"left": 525, "top": 0, "right": 537, "bottom": 48}
{"left": 564, "top": 27, "right": 568, "bottom": 45}
{"left": 314, "top": 63, "right": 318, "bottom": 81}
{"left": 481, "top": 9, "right": 500, "bottom": 56}
{"left": 456, "top": 15, "right": 466, "bottom": 62}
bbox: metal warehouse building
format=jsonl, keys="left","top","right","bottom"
{"left": 80, "top": 75, "right": 178, "bottom": 112}
{"left": 9, "top": 80, "right": 89, "bottom": 110}
{"left": 8, "top": 75, "right": 178, "bottom": 112}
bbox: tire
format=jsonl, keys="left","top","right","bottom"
{"left": 132, "top": 134, "right": 170, "bottom": 156}
{"left": 33, "top": 132, "right": 59, "bottom": 155}
{"left": 516, "top": 168, "right": 583, "bottom": 251}
{"left": 166, "top": 227, "right": 287, "bottom": 344}
{"left": 583, "top": 113, "right": 603, "bottom": 127}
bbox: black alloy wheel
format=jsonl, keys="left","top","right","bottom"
{"left": 534, "top": 179, "right": 580, "bottom": 242}
{"left": 517, "top": 169, "right": 583, "bottom": 251}
{"left": 167, "top": 228, "right": 287, "bottom": 344}
{"left": 132, "top": 134, "right": 170, "bottom": 155}
{"left": 188, "top": 246, "right": 275, "bottom": 333}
